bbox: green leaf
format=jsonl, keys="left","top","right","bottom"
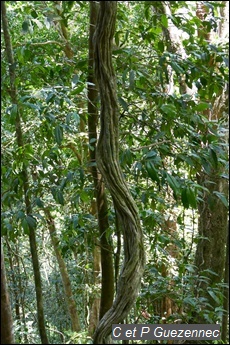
{"left": 170, "top": 61, "right": 184, "bottom": 74}
{"left": 146, "top": 161, "right": 160, "bottom": 183}
{"left": 56, "top": 190, "right": 64, "bottom": 205}
{"left": 115, "top": 31, "right": 120, "bottom": 47}
{"left": 89, "top": 138, "right": 97, "bottom": 144}
{"left": 121, "top": 149, "right": 130, "bottom": 166}
{"left": 26, "top": 215, "right": 37, "bottom": 229}
{"left": 32, "top": 18, "right": 43, "bottom": 29}
{"left": 181, "top": 188, "right": 189, "bottom": 209}
{"left": 145, "top": 150, "right": 157, "bottom": 159}
{"left": 166, "top": 174, "right": 180, "bottom": 196}
{"left": 79, "top": 168, "right": 84, "bottom": 184}
{"left": 72, "top": 74, "right": 79, "bottom": 87}
{"left": 54, "top": 125, "right": 63, "bottom": 145}
{"left": 187, "top": 188, "right": 197, "bottom": 209}
{"left": 71, "top": 84, "right": 85, "bottom": 95}
{"left": 118, "top": 97, "right": 128, "bottom": 111}
{"left": 213, "top": 191, "right": 228, "bottom": 208}
{"left": 10, "top": 104, "right": 18, "bottom": 123}
{"left": 44, "top": 16, "right": 51, "bottom": 29}
{"left": 129, "top": 70, "right": 135, "bottom": 90}
{"left": 183, "top": 296, "right": 197, "bottom": 308}
{"left": 16, "top": 210, "right": 26, "bottom": 220}
{"left": 22, "top": 20, "right": 29, "bottom": 33}
{"left": 66, "top": 113, "right": 71, "bottom": 125}
{"left": 195, "top": 102, "right": 211, "bottom": 111}
{"left": 158, "top": 41, "right": 164, "bottom": 53}
{"left": 177, "top": 154, "right": 194, "bottom": 166}
{"left": 31, "top": 10, "right": 38, "bottom": 18}
{"left": 210, "top": 148, "right": 218, "bottom": 168}
{"left": 80, "top": 190, "right": 89, "bottom": 202}
{"left": 35, "top": 198, "right": 44, "bottom": 208}
{"left": 207, "top": 289, "right": 221, "bottom": 304}
{"left": 72, "top": 215, "right": 79, "bottom": 229}
{"left": 51, "top": 187, "right": 64, "bottom": 205}
{"left": 73, "top": 112, "right": 80, "bottom": 125}
{"left": 60, "top": 177, "right": 67, "bottom": 191}
{"left": 161, "top": 14, "right": 168, "bottom": 28}
{"left": 4, "top": 221, "right": 13, "bottom": 233}
{"left": 161, "top": 104, "right": 177, "bottom": 117}
{"left": 22, "top": 218, "right": 29, "bottom": 234}
{"left": 46, "top": 92, "right": 55, "bottom": 103}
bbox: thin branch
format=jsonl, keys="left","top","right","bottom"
{"left": 131, "top": 140, "right": 172, "bottom": 152}
{"left": 12, "top": 40, "right": 64, "bottom": 48}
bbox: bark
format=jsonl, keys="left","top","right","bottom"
{"left": 6, "top": 240, "right": 29, "bottom": 343}
{"left": 87, "top": 0, "right": 115, "bottom": 320}
{"left": 5, "top": 241, "right": 21, "bottom": 325}
{"left": 221, "top": 222, "right": 229, "bottom": 342}
{"left": 195, "top": 173, "right": 228, "bottom": 283}
{"left": 1, "top": 243, "right": 15, "bottom": 344}
{"left": 114, "top": 210, "right": 121, "bottom": 291}
{"left": 194, "top": 0, "right": 229, "bottom": 319}
{"left": 152, "top": 1, "right": 190, "bottom": 95}
{"left": 52, "top": 0, "right": 74, "bottom": 59}
{"left": 1, "top": 2, "right": 49, "bottom": 343}
{"left": 151, "top": 2, "right": 188, "bottom": 320}
{"left": 44, "top": 209, "right": 81, "bottom": 332}
{"left": 88, "top": 240, "right": 101, "bottom": 336}
{"left": 93, "top": 2, "right": 145, "bottom": 343}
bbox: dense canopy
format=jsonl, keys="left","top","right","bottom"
{"left": 1, "top": 1, "right": 229, "bottom": 344}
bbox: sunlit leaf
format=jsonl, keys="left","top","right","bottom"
{"left": 195, "top": 102, "right": 211, "bottom": 111}
{"left": 161, "top": 14, "right": 168, "bottom": 28}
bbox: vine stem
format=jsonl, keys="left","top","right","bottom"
{"left": 93, "top": 2, "right": 145, "bottom": 343}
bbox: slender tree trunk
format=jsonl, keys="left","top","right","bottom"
{"left": 93, "top": 2, "right": 145, "bottom": 343}
{"left": 221, "top": 222, "right": 229, "bottom": 342}
{"left": 1, "top": 2, "right": 49, "bottom": 343}
{"left": 87, "top": 0, "right": 115, "bottom": 320}
{"left": 5, "top": 241, "right": 21, "bottom": 325}
{"left": 6, "top": 239, "right": 29, "bottom": 343}
{"left": 44, "top": 209, "right": 81, "bottom": 332}
{"left": 1, "top": 243, "right": 15, "bottom": 344}
{"left": 151, "top": 2, "right": 189, "bottom": 321}
{"left": 114, "top": 210, "right": 121, "bottom": 291}
{"left": 194, "top": 2, "right": 229, "bottom": 314}
{"left": 88, "top": 239, "right": 101, "bottom": 336}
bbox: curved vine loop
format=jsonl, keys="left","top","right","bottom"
{"left": 93, "top": 2, "right": 145, "bottom": 343}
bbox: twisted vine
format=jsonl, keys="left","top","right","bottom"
{"left": 93, "top": 2, "right": 145, "bottom": 343}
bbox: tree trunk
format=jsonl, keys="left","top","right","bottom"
{"left": 194, "top": 0, "right": 229, "bottom": 320}
{"left": 44, "top": 209, "right": 81, "bottom": 332}
{"left": 88, "top": 239, "right": 101, "bottom": 336}
{"left": 1, "top": 2, "right": 49, "bottom": 343}
{"left": 87, "top": 0, "right": 115, "bottom": 320}
{"left": 221, "top": 222, "right": 229, "bottom": 342}
{"left": 5, "top": 240, "right": 21, "bottom": 327}
{"left": 1, "top": 243, "right": 15, "bottom": 344}
{"left": 5, "top": 239, "right": 28, "bottom": 343}
{"left": 195, "top": 173, "right": 228, "bottom": 282}
{"left": 93, "top": 2, "right": 145, "bottom": 343}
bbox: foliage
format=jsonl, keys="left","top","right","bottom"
{"left": 1, "top": 1, "right": 228, "bottom": 344}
